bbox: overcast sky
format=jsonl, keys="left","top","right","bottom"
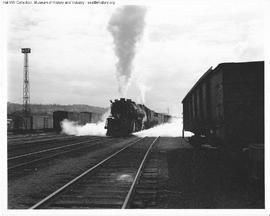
{"left": 5, "top": 0, "right": 264, "bottom": 116}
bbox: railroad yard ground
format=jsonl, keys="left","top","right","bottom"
{"left": 8, "top": 134, "right": 264, "bottom": 209}
{"left": 153, "top": 137, "right": 264, "bottom": 208}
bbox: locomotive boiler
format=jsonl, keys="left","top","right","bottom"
{"left": 105, "top": 98, "right": 171, "bottom": 136}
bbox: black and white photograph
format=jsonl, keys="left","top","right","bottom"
{"left": 0, "top": 0, "right": 269, "bottom": 215}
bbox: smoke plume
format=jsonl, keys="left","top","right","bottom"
{"left": 108, "top": 5, "right": 147, "bottom": 95}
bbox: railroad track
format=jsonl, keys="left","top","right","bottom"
{"left": 8, "top": 135, "right": 98, "bottom": 158}
{"left": 8, "top": 136, "right": 118, "bottom": 171}
{"left": 8, "top": 133, "right": 66, "bottom": 142}
{"left": 8, "top": 134, "right": 78, "bottom": 147}
{"left": 8, "top": 132, "right": 52, "bottom": 139}
{"left": 29, "top": 136, "right": 159, "bottom": 209}
{"left": 128, "top": 147, "right": 160, "bottom": 208}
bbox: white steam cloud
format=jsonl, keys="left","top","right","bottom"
{"left": 134, "top": 118, "right": 194, "bottom": 137}
{"left": 108, "top": 5, "right": 147, "bottom": 95}
{"left": 60, "top": 111, "right": 110, "bottom": 136}
{"left": 61, "top": 114, "right": 194, "bottom": 137}
{"left": 134, "top": 118, "right": 181, "bottom": 137}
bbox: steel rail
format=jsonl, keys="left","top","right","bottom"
{"left": 8, "top": 133, "right": 54, "bottom": 139}
{"left": 8, "top": 135, "right": 78, "bottom": 146}
{"left": 8, "top": 137, "right": 115, "bottom": 170}
{"left": 29, "top": 137, "right": 145, "bottom": 209}
{"left": 8, "top": 137, "right": 102, "bottom": 160}
{"left": 8, "top": 133, "right": 65, "bottom": 140}
{"left": 121, "top": 136, "right": 159, "bottom": 209}
{"left": 8, "top": 133, "right": 63, "bottom": 140}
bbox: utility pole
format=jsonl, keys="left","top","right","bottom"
{"left": 21, "top": 48, "right": 31, "bottom": 115}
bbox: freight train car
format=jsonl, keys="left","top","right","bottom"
{"left": 8, "top": 113, "right": 53, "bottom": 132}
{"left": 53, "top": 111, "right": 102, "bottom": 132}
{"left": 8, "top": 111, "right": 103, "bottom": 133}
{"left": 32, "top": 115, "right": 53, "bottom": 130}
{"left": 105, "top": 98, "right": 171, "bottom": 136}
{"left": 182, "top": 61, "right": 264, "bottom": 150}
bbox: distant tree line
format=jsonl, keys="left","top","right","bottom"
{"left": 7, "top": 102, "right": 108, "bottom": 115}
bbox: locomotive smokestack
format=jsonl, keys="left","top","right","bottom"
{"left": 108, "top": 5, "right": 147, "bottom": 96}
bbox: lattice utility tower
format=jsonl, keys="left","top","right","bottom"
{"left": 21, "top": 48, "right": 31, "bottom": 114}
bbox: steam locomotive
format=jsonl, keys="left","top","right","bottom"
{"left": 105, "top": 98, "right": 171, "bottom": 136}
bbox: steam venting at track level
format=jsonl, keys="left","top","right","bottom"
{"left": 60, "top": 111, "right": 110, "bottom": 136}
{"left": 134, "top": 118, "right": 181, "bottom": 137}
{"left": 60, "top": 114, "right": 192, "bottom": 137}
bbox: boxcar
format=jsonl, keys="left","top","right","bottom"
{"left": 182, "top": 61, "right": 264, "bottom": 149}
{"left": 8, "top": 113, "right": 54, "bottom": 132}
{"left": 32, "top": 115, "right": 53, "bottom": 130}
{"left": 11, "top": 115, "right": 32, "bottom": 131}
{"left": 79, "top": 112, "right": 92, "bottom": 125}
{"left": 91, "top": 112, "right": 102, "bottom": 123}
{"left": 53, "top": 111, "right": 69, "bottom": 132}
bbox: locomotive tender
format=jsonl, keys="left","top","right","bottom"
{"left": 182, "top": 61, "right": 264, "bottom": 150}
{"left": 105, "top": 98, "right": 171, "bottom": 136}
